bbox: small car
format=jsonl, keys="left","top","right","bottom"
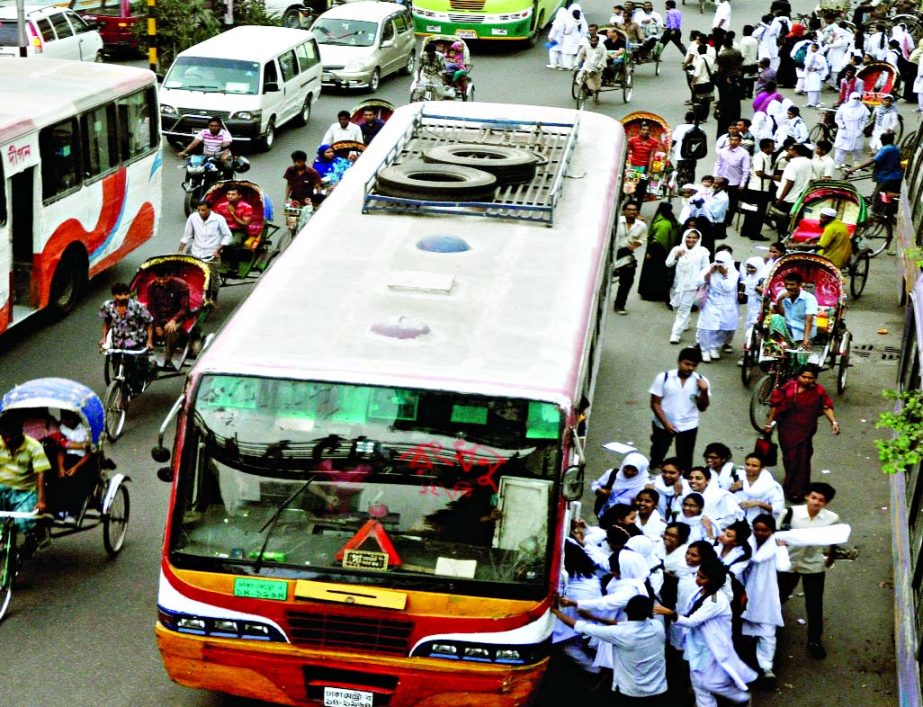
{"left": 0, "top": 4, "right": 104, "bottom": 61}
{"left": 312, "top": 1, "right": 416, "bottom": 92}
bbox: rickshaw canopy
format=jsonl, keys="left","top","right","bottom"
{"left": 0, "top": 378, "right": 105, "bottom": 447}
{"left": 787, "top": 179, "right": 868, "bottom": 240}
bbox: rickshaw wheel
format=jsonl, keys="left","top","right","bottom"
{"left": 0, "top": 522, "right": 16, "bottom": 623}
{"left": 571, "top": 72, "right": 582, "bottom": 100}
{"left": 103, "top": 482, "right": 130, "bottom": 557}
{"left": 837, "top": 334, "right": 851, "bottom": 395}
{"left": 623, "top": 71, "right": 633, "bottom": 103}
{"left": 749, "top": 374, "right": 774, "bottom": 433}
{"left": 104, "top": 381, "right": 128, "bottom": 442}
{"left": 740, "top": 327, "right": 760, "bottom": 387}
{"left": 849, "top": 251, "right": 870, "bottom": 299}
{"left": 808, "top": 123, "right": 828, "bottom": 144}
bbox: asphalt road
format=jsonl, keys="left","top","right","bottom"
{"left": 0, "top": 0, "right": 907, "bottom": 704}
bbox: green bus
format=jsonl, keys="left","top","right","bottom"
{"left": 411, "top": 0, "right": 565, "bottom": 43}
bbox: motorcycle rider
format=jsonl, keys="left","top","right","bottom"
{"left": 178, "top": 117, "right": 233, "bottom": 178}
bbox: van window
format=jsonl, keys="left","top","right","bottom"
{"left": 263, "top": 60, "right": 279, "bottom": 90}
{"left": 164, "top": 57, "right": 260, "bottom": 95}
{"left": 381, "top": 20, "right": 394, "bottom": 43}
{"left": 82, "top": 103, "right": 119, "bottom": 179}
{"left": 279, "top": 49, "right": 298, "bottom": 82}
{"left": 295, "top": 41, "right": 319, "bottom": 71}
{"left": 37, "top": 17, "right": 55, "bottom": 41}
{"left": 117, "top": 88, "right": 157, "bottom": 161}
{"left": 65, "top": 10, "right": 92, "bottom": 33}
{"left": 49, "top": 12, "right": 75, "bottom": 38}
{"left": 40, "top": 118, "right": 81, "bottom": 201}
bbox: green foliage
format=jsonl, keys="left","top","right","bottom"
{"left": 136, "top": 0, "right": 279, "bottom": 71}
{"left": 876, "top": 389, "right": 923, "bottom": 475}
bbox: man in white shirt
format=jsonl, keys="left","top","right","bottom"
{"left": 552, "top": 595, "right": 668, "bottom": 701}
{"left": 774, "top": 143, "right": 813, "bottom": 235}
{"left": 711, "top": 0, "right": 731, "bottom": 49}
{"left": 778, "top": 483, "right": 840, "bottom": 659}
{"left": 741, "top": 138, "right": 777, "bottom": 241}
{"left": 812, "top": 139, "right": 836, "bottom": 179}
{"left": 322, "top": 110, "right": 363, "bottom": 146}
{"left": 649, "top": 347, "right": 710, "bottom": 471}
{"left": 715, "top": 135, "right": 751, "bottom": 223}
{"left": 613, "top": 201, "right": 648, "bottom": 314}
{"left": 738, "top": 24, "right": 760, "bottom": 97}
{"left": 179, "top": 201, "right": 233, "bottom": 299}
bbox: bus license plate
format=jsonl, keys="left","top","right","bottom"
{"left": 323, "top": 687, "right": 374, "bottom": 707}
{"left": 455, "top": 29, "right": 477, "bottom": 38}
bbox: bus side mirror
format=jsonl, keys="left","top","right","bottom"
{"left": 157, "top": 467, "right": 174, "bottom": 483}
{"left": 151, "top": 445, "right": 171, "bottom": 463}
{"left": 562, "top": 465, "right": 584, "bottom": 501}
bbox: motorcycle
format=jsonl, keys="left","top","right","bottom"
{"left": 181, "top": 154, "right": 250, "bottom": 216}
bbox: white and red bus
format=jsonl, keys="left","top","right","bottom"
{"left": 153, "top": 102, "right": 625, "bottom": 706}
{"left": 0, "top": 58, "right": 161, "bottom": 331}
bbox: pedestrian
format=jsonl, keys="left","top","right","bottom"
{"left": 754, "top": 58, "right": 777, "bottom": 94}
{"left": 654, "top": 559, "right": 758, "bottom": 707}
{"left": 731, "top": 452, "right": 785, "bottom": 524}
{"left": 739, "top": 256, "right": 765, "bottom": 331}
{"left": 836, "top": 63, "right": 861, "bottom": 104}
{"left": 777, "top": 23, "right": 804, "bottom": 88}
{"left": 613, "top": 201, "right": 648, "bottom": 315}
{"left": 688, "top": 466, "right": 743, "bottom": 531}
{"left": 660, "top": 0, "right": 686, "bottom": 56}
{"left": 560, "top": 5, "right": 587, "bottom": 70}
{"left": 592, "top": 451, "right": 652, "bottom": 518}
{"left": 552, "top": 594, "right": 669, "bottom": 702}
{"left": 777, "top": 482, "right": 840, "bottom": 659}
{"left": 741, "top": 513, "right": 789, "bottom": 688}
{"left": 739, "top": 25, "right": 760, "bottom": 97}
{"left": 914, "top": 56, "right": 923, "bottom": 112}
{"left": 711, "top": 0, "right": 731, "bottom": 50}
{"left": 773, "top": 143, "right": 813, "bottom": 235}
{"left": 639, "top": 201, "right": 680, "bottom": 302}
{"left": 552, "top": 538, "right": 603, "bottom": 673}
{"left": 715, "top": 69, "right": 745, "bottom": 139}
{"left": 700, "top": 176, "right": 729, "bottom": 251}
{"left": 803, "top": 42, "right": 829, "bottom": 107}
{"left": 546, "top": 7, "right": 568, "bottom": 69}
{"left": 702, "top": 441, "right": 735, "bottom": 489}
{"left": 696, "top": 250, "right": 739, "bottom": 361}
{"left": 832, "top": 92, "right": 869, "bottom": 166}
{"left": 667, "top": 228, "right": 711, "bottom": 344}
{"left": 740, "top": 138, "right": 776, "bottom": 242}
{"left": 691, "top": 44, "right": 717, "bottom": 122}
{"left": 649, "top": 346, "right": 711, "bottom": 471}
{"left": 651, "top": 457, "right": 692, "bottom": 518}
{"left": 754, "top": 14, "right": 781, "bottom": 73}
{"left": 868, "top": 94, "right": 899, "bottom": 151}
{"left": 714, "top": 134, "right": 750, "bottom": 222}
{"left": 764, "top": 363, "right": 840, "bottom": 500}
{"left": 777, "top": 105, "right": 809, "bottom": 144}
{"left": 634, "top": 488, "right": 667, "bottom": 541}
{"left": 811, "top": 139, "right": 836, "bottom": 180}
{"left": 753, "top": 79, "right": 783, "bottom": 114}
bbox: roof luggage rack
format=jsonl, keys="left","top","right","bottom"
{"left": 362, "top": 106, "right": 580, "bottom": 226}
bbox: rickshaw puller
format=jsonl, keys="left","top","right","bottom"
{"left": 0, "top": 415, "right": 50, "bottom": 552}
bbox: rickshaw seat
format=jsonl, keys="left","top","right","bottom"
{"left": 790, "top": 218, "right": 856, "bottom": 243}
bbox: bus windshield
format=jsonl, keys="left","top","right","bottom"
{"left": 170, "top": 375, "right": 563, "bottom": 599}
{"left": 163, "top": 57, "right": 260, "bottom": 94}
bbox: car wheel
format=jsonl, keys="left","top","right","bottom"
{"left": 258, "top": 119, "right": 275, "bottom": 152}
{"left": 282, "top": 7, "right": 303, "bottom": 27}
{"left": 402, "top": 51, "right": 416, "bottom": 76}
{"left": 367, "top": 68, "right": 381, "bottom": 93}
{"left": 294, "top": 96, "right": 311, "bottom": 127}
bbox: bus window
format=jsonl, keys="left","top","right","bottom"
{"left": 295, "top": 41, "right": 318, "bottom": 72}
{"left": 278, "top": 49, "right": 298, "bottom": 82}
{"left": 82, "top": 103, "right": 118, "bottom": 179}
{"left": 40, "top": 118, "right": 80, "bottom": 201}
{"left": 116, "top": 88, "right": 156, "bottom": 161}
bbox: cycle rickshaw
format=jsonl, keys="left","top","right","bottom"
{"left": 741, "top": 252, "right": 852, "bottom": 432}
{"left": 409, "top": 36, "right": 475, "bottom": 102}
{"left": 202, "top": 180, "right": 284, "bottom": 284}
{"left": 0, "top": 378, "right": 131, "bottom": 622}
{"left": 102, "top": 254, "right": 215, "bottom": 442}
{"left": 784, "top": 179, "right": 874, "bottom": 297}
{"left": 572, "top": 27, "right": 633, "bottom": 107}
{"left": 621, "top": 111, "right": 672, "bottom": 202}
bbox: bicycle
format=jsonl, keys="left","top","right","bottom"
{"left": 102, "top": 347, "right": 152, "bottom": 442}
{"left": 0, "top": 510, "right": 45, "bottom": 623}
{"left": 809, "top": 107, "right": 838, "bottom": 144}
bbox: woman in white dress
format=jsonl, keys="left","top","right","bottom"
{"left": 559, "top": 4, "right": 587, "bottom": 70}
{"left": 870, "top": 95, "right": 900, "bottom": 151}
{"left": 666, "top": 227, "right": 711, "bottom": 344}
{"left": 695, "top": 251, "right": 740, "bottom": 361}
{"left": 915, "top": 58, "right": 923, "bottom": 113}
{"left": 833, "top": 92, "right": 869, "bottom": 166}
{"left": 546, "top": 7, "right": 569, "bottom": 69}
{"left": 803, "top": 43, "right": 828, "bottom": 108}
{"left": 553, "top": 538, "right": 603, "bottom": 672}
{"left": 740, "top": 256, "right": 765, "bottom": 331}
{"left": 592, "top": 451, "right": 652, "bottom": 518}
{"left": 634, "top": 488, "right": 667, "bottom": 542}
{"left": 731, "top": 452, "right": 785, "bottom": 524}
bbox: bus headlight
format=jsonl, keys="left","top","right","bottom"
{"left": 412, "top": 640, "right": 548, "bottom": 665}
{"left": 159, "top": 608, "right": 286, "bottom": 642}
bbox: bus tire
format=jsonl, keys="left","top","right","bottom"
{"left": 376, "top": 162, "right": 497, "bottom": 201}
{"left": 49, "top": 249, "right": 87, "bottom": 316}
{"left": 421, "top": 144, "right": 538, "bottom": 184}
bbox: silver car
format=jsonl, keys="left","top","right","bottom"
{"left": 312, "top": 1, "right": 416, "bottom": 92}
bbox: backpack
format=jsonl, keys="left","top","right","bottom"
{"left": 793, "top": 43, "right": 808, "bottom": 69}
{"left": 681, "top": 125, "right": 708, "bottom": 160}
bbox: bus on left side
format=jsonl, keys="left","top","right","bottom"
{"left": 0, "top": 58, "right": 161, "bottom": 332}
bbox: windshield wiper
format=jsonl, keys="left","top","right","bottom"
{"left": 252, "top": 474, "right": 315, "bottom": 573}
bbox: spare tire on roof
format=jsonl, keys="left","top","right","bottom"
{"left": 376, "top": 162, "right": 497, "bottom": 202}
{"left": 421, "top": 143, "right": 539, "bottom": 185}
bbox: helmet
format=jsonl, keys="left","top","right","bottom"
{"left": 233, "top": 156, "right": 251, "bottom": 174}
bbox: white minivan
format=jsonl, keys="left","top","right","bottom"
{"left": 0, "top": 4, "right": 104, "bottom": 61}
{"left": 159, "top": 25, "right": 322, "bottom": 152}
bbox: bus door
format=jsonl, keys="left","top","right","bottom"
{"left": 10, "top": 167, "right": 36, "bottom": 319}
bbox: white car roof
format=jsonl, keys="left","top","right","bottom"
{"left": 317, "top": 1, "right": 406, "bottom": 22}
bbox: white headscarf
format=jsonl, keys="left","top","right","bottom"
{"left": 626, "top": 535, "right": 661, "bottom": 570}
{"left": 741, "top": 256, "right": 764, "bottom": 290}
{"left": 611, "top": 451, "right": 651, "bottom": 498}
{"left": 840, "top": 91, "right": 869, "bottom": 121}
{"left": 617, "top": 548, "right": 651, "bottom": 582}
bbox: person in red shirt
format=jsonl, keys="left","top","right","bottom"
{"left": 213, "top": 187, "right": 254, "bottom": 246}
{"left": 627, "top": 122, "right": 659, "bottom": 199}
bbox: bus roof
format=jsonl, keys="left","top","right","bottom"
{"left": 0, "top": 58, "right": 155, "bottom": 144}
{"left": 199, "top": 102, "right": 625, "bottom": 405}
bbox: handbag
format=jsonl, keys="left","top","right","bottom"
{"left": 694, "top": 284, "right": 708, "bottom": 308}
{"left": 754, "top": 434, "right": 778, "bottom": 467}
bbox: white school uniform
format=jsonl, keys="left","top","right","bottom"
{"left": 575, "top": 619, "right": 668, "bottom": 698}
{"left": 735, "top": 469, "right": 785, "bottom": 524}
{"left": 742, "top": 536, "right": 791, "bottom": 671}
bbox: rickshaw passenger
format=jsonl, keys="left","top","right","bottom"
{"left": 0, "top": 415, "right": 50, "bottom": 539}
{"left": 602, "top": 29, "right": 627, "bottom": 83}
{"left": 213, "top": 187, "right": 254, "bottom": 247}
{"left": 47, "top": 410, "right": 92, "bottom": 524}
{"left": 797, "top": 207, "right": 852, "bottom": 269}
{"left": 770, "top": 271, "right": 817, "bottom": 350}
{"left": 148, "top": 264, "right": 190, "bottom": 370}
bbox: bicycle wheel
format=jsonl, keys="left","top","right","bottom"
{"left": 861, "top": 218, "right": 893, "bottom": 257}
{"left": 0, "top": 521, "right": 16, "bottom": 623}
{"left": 104, "top": 380, "right": 128, "bottom": 442}
{"left": 103, "top": 480, "right": 130, "bottom": 557}
{"left": 850, "top": 251, "right": 870, "bottom": 299}
{"left": 623, "top": 69, "right": 633, "bottom": 103}
{"left": 103, "top": 354, "right": 113, "bottom": 386}
{"left": 749, "top": 374, "right": 774, "bottom": 433}
{"left": 808, "top": 123, "right": 828, "bottom": 144}
{"left": 570, "top": 72, "right": 581, "bottom": 100}
{"left": 837, "top": 332, "right": 851, "bottom": 394}
{"left": 740, "top": 327, "right": 761, "bottom": 387}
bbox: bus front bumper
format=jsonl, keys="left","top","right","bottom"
{"left": 156, "top": 623, "right": 546, "bottom": 706}
{"left": 411, "top": 15, "right": 532, "bottom": 40}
